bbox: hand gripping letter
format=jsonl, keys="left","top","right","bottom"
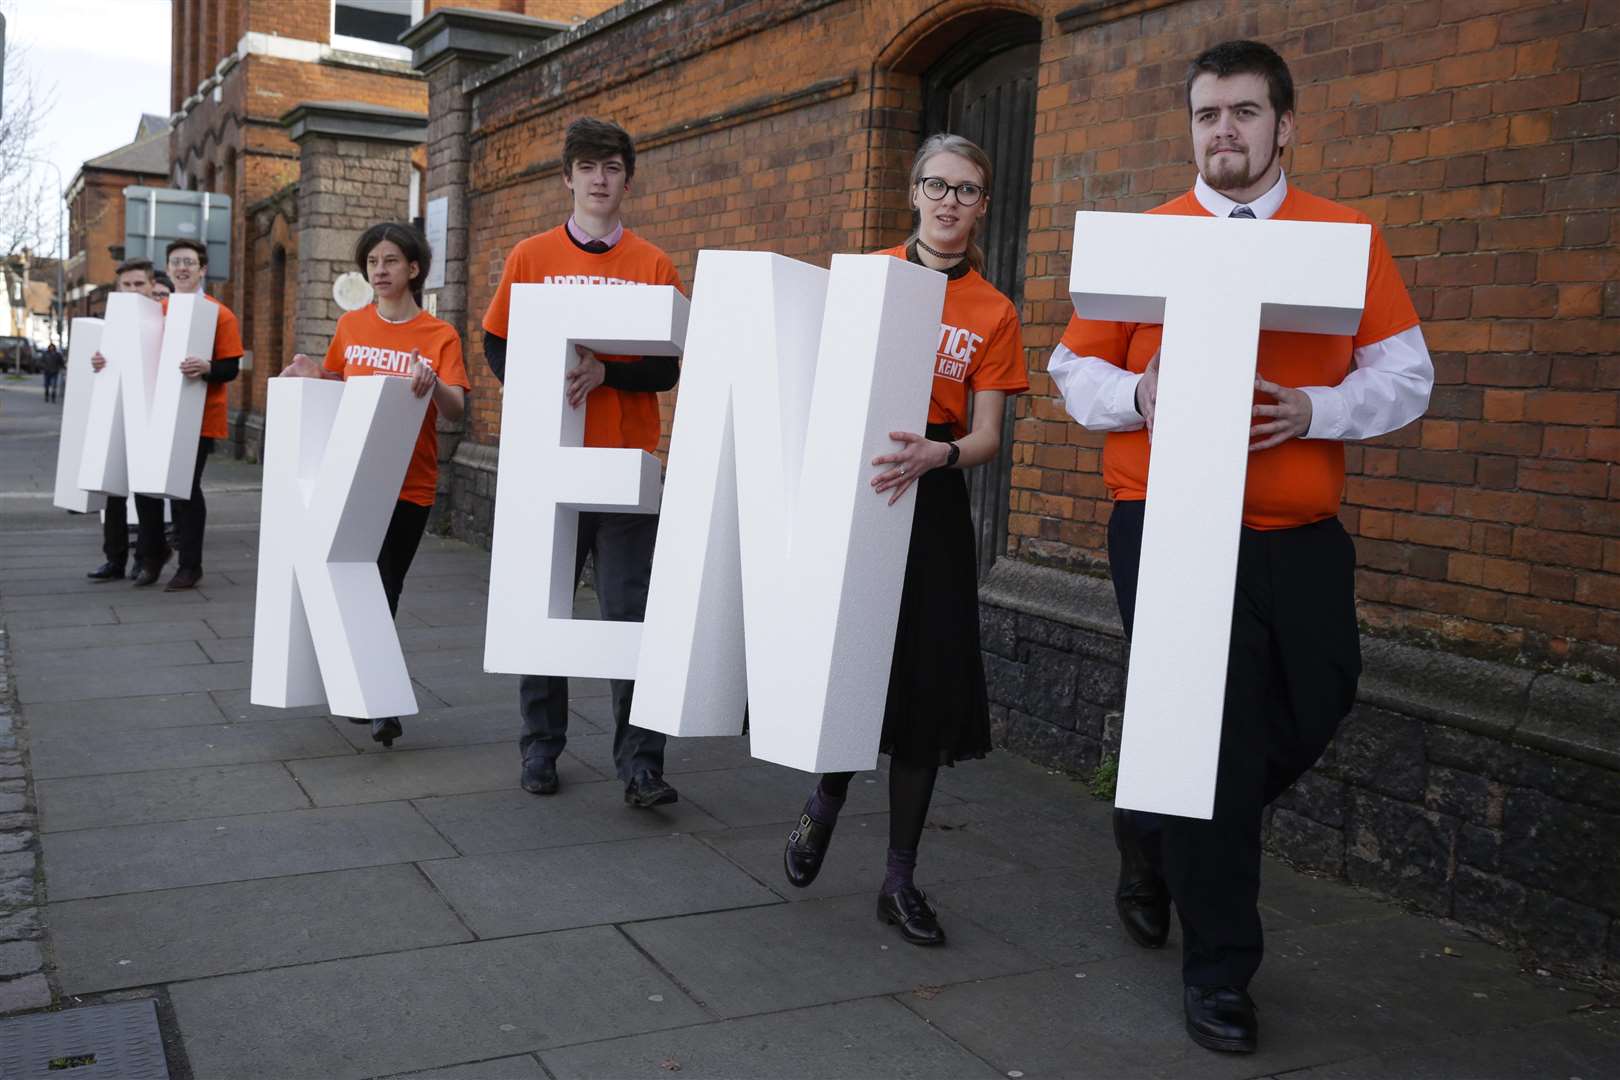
{"left": 1068, "top": 211, "right": 1370, "bottom": 819}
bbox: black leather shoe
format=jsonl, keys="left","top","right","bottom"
{"left": 877, "top": 884, "right": 946, "bottom": 946}
{"left": 522, "top": 757, "right": 559, "bottom": 795}
{"left": 1114, "top": 809, "right": 1171, "bottom": 948}
{"left": 371, "top": 716, "right": 403, "bottom": 748}
{"left": 624, "top": 771, "right": 678, "bottom": 808}
{"left": 1184, "top": 986, "right": 1258, "bottom": 1053}
{"left": 783, "top": 807, "right": 835, "bottom": 888}
{"left": 165, "top": 566, "right": 202, "bottom": 591}
{"left": 87, "top": 562, "right": 125, "bottom": 582}
{"left": 130, "top": 547, "right": 173, "bottom": 588}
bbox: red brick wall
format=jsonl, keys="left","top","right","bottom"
{"left": 464, "top": 0, "right": 1620, "bottom": 672}
{"left": 66, "top": 167, "right": 165, "bottom": 317}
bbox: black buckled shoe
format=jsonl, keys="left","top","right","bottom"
{"left": 1184, "top": 986, "right": 1258, "bottom": 1053}
{"left": 87, "top": 561, "right": 126, "bottom": 582}
{"left": 877, "top": 885, "right": 946, "bottom": 946}
{"left": 624, "top": 770, "right": 678, "bottom": 808}
{"left": 783, "top": 809, "right": 835, "bottom": 888}
{"left": 521, "top": 757, "right": 559, "bottom": 795}
{"left": 1114, "top": 808, "right": 1171, "bottom": 948}
{"left": 371, "top": 716, "right": 403, "bottom": 748}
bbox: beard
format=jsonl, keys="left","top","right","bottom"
{"left": 1202, "top": 122, "right": 1281, "bottom": 192}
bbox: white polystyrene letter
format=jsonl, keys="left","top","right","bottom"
{"left": 250, "top": 376, "right": 428, "bottom": 717}
{"left": 483, "top": 285, "right": 688, "bottom": 679}
{"left": 77, "top": 292, "right": 163, "bottom": 497}
{"left": 1068, "top": 211, "right": 1370, "bottom": 819}
{"left": 128, "top": 293, "right": 214, "bottom": 498}
{"left": 631, "top": 252, "right": 945, "bottom": 774}
{"left": 53, "top": 318, "right": 108, "bottom": 513}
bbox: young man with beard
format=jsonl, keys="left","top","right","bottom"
{"left": 481, "top": 117, "right": 685, "bottom": 809}
{"left": 1050, "top": 40, "right": 1432, "bottom": 1055}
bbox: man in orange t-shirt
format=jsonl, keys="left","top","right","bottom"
{"left": 137, "top": 239, "right": 244, "bottom": 591}
{"left": 1050, "top": 42, "right": 1432, "bottom": 1054}
{"left": 482, "top": 117, "right": 684, "bottom": 808}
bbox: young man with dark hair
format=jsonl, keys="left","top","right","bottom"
{"left": 151, "top": 271, "right": 173, "bottom": 301}
{"left": 86, "top": 258, "right": 168, "bottom": 583}
{"left": 1050, "top": 39, "right": 1432, "bottom": 1055}
{"left": 154, "top": 238, "right": 243, "bottom": 590}
{"left": 482, "top": 116, "right": 684, "bottom": 809}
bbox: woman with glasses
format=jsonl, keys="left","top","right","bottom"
{"left": 781, "top": 133, "right": 1029, "bottom": 945}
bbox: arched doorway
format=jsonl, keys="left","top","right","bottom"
{"left": 921, "top": 19, "right": 1040, "bottom": 576}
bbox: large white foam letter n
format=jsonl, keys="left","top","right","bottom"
{"left": 1069, "top": 211, "right": 1369, "bottom": 819}
{"left": 483, "top": 285, "right": 689, "bottom": 679}
{"left": 631, "top": 252, "right": 944, "bottom": 774}
{"left": 250, "top": 376, "right": 428, "bottom": 717}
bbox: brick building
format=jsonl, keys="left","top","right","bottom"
{"left": 63, "top": 115, "right": 171, "bottom": 322}
{"left": 390, "top": 0, "right": 1619, "bottom": 974}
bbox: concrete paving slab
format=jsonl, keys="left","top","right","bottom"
{"left": 564, "top": 730, "right": 760, "bottom": 779}
{"left": 328, "top": 703, "right": 555, "bottom": 754}
{"left": 926, "top": 867, "right": 1146, "bottom": 967}
{"left": 381, "top": 1056, "right": 547, "bottom": 1080}
{"left": 9, "top": 639, "right": 213, "bottom": 677}
{"left": 1281, "top": 1010, "right": 1620, "bottom": 1079}
{"left": 42, "top": 802, "right": 456, "bottom": 899}
{"left": 1255, "top": 858, "right": 1400, "bottom": 929}
{"left": 409, "top": 672, "right": 522, "bottom": 708}
{"left": 210, "top": 688, "right": 335, "bottom": 721}
{"left": 37, "top": 761, "right": 311, "bottom": 832}
{"left": 5, "top": 619, "right": 219, "bottom": 652}
{"left": 197, "top": 635, "right": 251, "bottom": 662}
{"left": 420, "top": 834, "right": 781, "bottom": 938}
{"left": 15, "top": 657, "right": 250, "bottom": 703}
{"left": 674, "top": 764, "right": 903, "bottom": 828}
{"left": 541, "top": 997, "right": 1001, "bottom": 1079}
{"left": 396, "top": 645, "right": 490, "bottom": 676}
{"left": 413, "top": 782, "right": 727, "bottom": 856}
{"left": 29, "top": 716, "right": 352, "bottom": 777}
{"left": 2, "top": 604, "right": 118, "bottom": 629}
{"left": 399, "top": 600, "right": 489, "bottom": 628}
{"left": 290, "top": 742, "right": 596, "bottom": 806}
{"left": 623, "top": 891, "right": 1046, "bottom": 1019}
{"left": 169, "top": 927, "right": 707, "bottom": 1080}
{"left": 50, "top": 864, "right": 472, "bottom": 993}
{"left": 21, "top": 691, "right": 225, "bottom": 733}
{"left": 698, "top": 812, "right": 1032, "bottom": 903}
{"left": 936, "top": 796, "right": 1118, "bottom": 871}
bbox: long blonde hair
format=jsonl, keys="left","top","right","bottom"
{"left": 906, "top": 133, "right": 994, "bottom": 275}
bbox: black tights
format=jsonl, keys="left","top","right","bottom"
{"left": 820, "top": 759, "right": 939, "bottom": 852}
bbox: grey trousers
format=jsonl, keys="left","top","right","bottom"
{"left": 519, "top": 510, "right": 666, "bottom": 782}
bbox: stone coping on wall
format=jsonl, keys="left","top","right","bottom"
{"left": 978, "top": 557, "right": 1620, "bottom": 775}
{"left": 280, "top": 101, "right": 430, "bottom": 146}
{"left": 401, "top": 6, "right": 569, "bottom": 76}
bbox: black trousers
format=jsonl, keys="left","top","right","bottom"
{"left": 1107, "top": 498, "right": 1361, "bottom": 989}
{"left": 101, "top": 496, "right": 166, "bottom": 568}
{"left": 378, "top": 499, "right": 432, "bottom": 619}
{"left": 519, "top": 510, "right": 666, "bottom": 783}
{"left": 171, "top": 438, "right": 213, "bottom": 572}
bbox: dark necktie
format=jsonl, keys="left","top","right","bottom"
{"left": 581, "top": 239, "right": 611, "bottom": 253}
{"left": 1230, "top": 205, "right": 1256, "bottom": 219}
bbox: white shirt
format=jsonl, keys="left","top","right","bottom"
{"left": 1049, "top": 171, "right": 1434, "bottom": 441}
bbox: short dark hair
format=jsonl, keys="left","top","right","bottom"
{"left": 355, "top": 221, "right": 432, "bottom": 304}
{"left": 1185, "top": 40, "right": 1295, "bottom": 117}
{"left": 165, "top": 238, "right": 208, "bottom": 266}
{"left": 563, "top": 117, "right": 636, "bottom": 180}
{"left": 114, "top": 257, "right": 154, "bottom": 280}
{"left": 153, "top": 272, "right": 174, "bottom": 290}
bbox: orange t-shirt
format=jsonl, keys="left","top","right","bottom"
{"left": 1059, "top": 185, "right": 1420, "bottom": 530}
{"left": 163, "top": 293, "right": 244, "bottom": 439}
{"left": 482, "top": 225, "right": 684, "bottom": 454}
{"left": 323, "top": 305, "right": 470, "bottom": 507}
{"left": 879, "top": 246, "right": 1029, "bottom": 438}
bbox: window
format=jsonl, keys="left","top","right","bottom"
{"left": 331, "top": 0, "right": 422, "bottom": 61}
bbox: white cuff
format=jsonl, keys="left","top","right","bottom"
{"left": 1300, "top": 385, "right": 1347, "bottom": 441}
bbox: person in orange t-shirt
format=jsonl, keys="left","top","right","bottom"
{"left": 148, "top": 238, "right": 245, "bottom": 592}
{"left": 481, "top": 117, "right": 685, "bottom": 807}
{"left": 282, "top": 221, "right": 469, "bottom": 748}
{"left": 781, "top": 134, "right": 1029, "bottom": 949}
{"left": 1049, "top": 42, "right": 1433, "bottom": 1054}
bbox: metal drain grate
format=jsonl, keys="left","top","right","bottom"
{"left": 0, "top": 999, "right": 169, "bottom": 1080}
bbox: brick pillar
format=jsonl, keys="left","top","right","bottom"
{"left": 281, "top": 102, "right": 429, "bottom": 362}
{"left": 403, "top": 9, "right": 564, "bottom": 538}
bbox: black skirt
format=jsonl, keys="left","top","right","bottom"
{"left": 879, "top": 424, "right": 992, "bottom": 768}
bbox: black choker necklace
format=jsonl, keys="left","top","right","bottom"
{"left": 916, "top": 239, "right": 967, "bottom": 260}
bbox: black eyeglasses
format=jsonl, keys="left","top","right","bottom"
{"left": 917, "top": 176, "right": 985, "bottom": 206}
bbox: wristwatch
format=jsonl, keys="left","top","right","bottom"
{"left": 944, "top": 441, "right": 961, "bottom": 468}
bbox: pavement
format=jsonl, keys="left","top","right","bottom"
{"left": 0, "top": 376, "right": 1615, "bottom": 1079}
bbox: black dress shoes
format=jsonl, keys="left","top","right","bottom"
{"left": 521, "top": 757, "right": 559, "bottom": 795}
{"left": 877, "top": 884, "right": 946, "bottom": 946}
{"left": 87, "top": 562, "right": 125, "bottom": 582}
{"left": 783, "top": 808, "right": 835, "bottom": 888}
{"left": 131, "top": 547, "right": 173, "bottom": 588}
{"left": 165, "top": 566, "right": 202, "bottom": 591}
{"left": 624, "top": 771, "right": 678, "bottom": 808}
{"left": 1184, "top": 985, "right": 1258, "bottom": 1053}
{"left": 1114, "top": 808, "right": 1171, "bottom": 948}
{"left": 371, "top": 716, "right": 402, "bottom": 748}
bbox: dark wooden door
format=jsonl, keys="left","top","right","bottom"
{"left": 924, "top": 29, "right": 1040, "bottom": 577}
